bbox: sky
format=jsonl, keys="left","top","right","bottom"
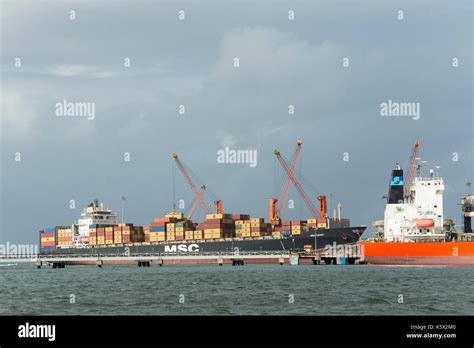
{"left": 1, "top": 0, "right": 472, "bottom": 244}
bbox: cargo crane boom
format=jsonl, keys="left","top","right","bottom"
{"left": 277, "top": 140, "right": 302, "bottom": 219}
{"left": 172, "top": 153, "right": 211, "bottom": 215}
{"left": 187, "top": 185, "right": 206, "bottom": 219}
{"left": 404, "top": 141, "right": 420, "bottom": 200}
{"left": 274, "top": 149, "right": 319, "bottom": 219}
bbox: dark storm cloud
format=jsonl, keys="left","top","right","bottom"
{"left": 1, "top": 1, "right": 472, "bottom": 243}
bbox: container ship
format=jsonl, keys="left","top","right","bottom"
{"left": 38, "top": 140, "right": 366, "bottom": 260}
{"left": 360, "top": 141, "right": 474, "bottom": 266}
{"left": 39, "top": 199, "right": 364, "bottom": 257}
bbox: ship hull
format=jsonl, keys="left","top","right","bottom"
{"left": 360, "top": 241, "right": 474, "bottom": 266}
{"left": 44, "top": 227, "right": 365, "bottom": 256}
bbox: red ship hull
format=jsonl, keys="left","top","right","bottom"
{"left": 359, "top": 241, "right": 474, "bottom": 266}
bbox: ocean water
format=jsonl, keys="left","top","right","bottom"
{"left": 0, "top": 263, "right": 472, "bottom": 315}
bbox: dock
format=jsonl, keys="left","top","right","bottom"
{"left": 0, "top": 251, "right": 290, "bottom": 267}
{"left": 0, "top": 244, "right": 364, "bottom": 267}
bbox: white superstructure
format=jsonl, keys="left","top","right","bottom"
{"left": 77, "top": 199, "right": 118, "bottom": 237}
{"left": 384, "top": 161, "right": 445, "bottom": 242}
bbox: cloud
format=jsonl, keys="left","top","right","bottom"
{"left": 216, "top": 130, "right": 238, "bottom": 148}
{"left": 49, "top": 64, "right": 118, "bottom": 78}
{"left": 0, "top": 91, "right": 40, "bottom": 140}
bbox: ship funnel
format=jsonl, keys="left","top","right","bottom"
{"left": 388, "top": 165, "right": 404, "bottom": 204}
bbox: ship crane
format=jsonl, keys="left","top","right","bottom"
{"left": 269, "top": 140, "right": 303, "bottom": 222}
{"left": 404, "top": 140, "right": 420, "bottom": 201}
{"left": 172, "top": 153, "right": 212, "bottom": 218}
{"left": 187, "top": 185, "right": 206, "bottom": 219}
{"left": 214, "top": 200, "right": 223, "bottom": 214}
{"left": 273, "top": 149, "right": 320, "bottom": 219}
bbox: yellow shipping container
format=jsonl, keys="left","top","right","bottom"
{"left": 105, "top": 227, "right": 114, "bottom": 232}
{"left": 165, "top": 212, "right": 184, "bottom": 219}
{"left": 204, "top": 228, "right": 223, "bottom": 234}
{"left": 251, "top": 218, "right": 264, "bottom": 223}
{"left": 307, "top": 219, "right": 317, "bottom": 224}
{"left": 41, "top": 237, "right": 55, "bottom": 243}
{"left": 292, "top": 230, "right": 301, "bottom": 235}
{"left": 272, "top": 232, "right": 282, "bottom": 238}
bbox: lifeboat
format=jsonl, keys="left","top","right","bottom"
{"left": 416, "top": 219, "right": 434, "bottom": 228}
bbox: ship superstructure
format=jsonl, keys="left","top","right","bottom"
{"left": 361, "top": 141, "right": 474, "bottom": 266}
{"left": 384, "top": 161, "right": 445, "bottom": 242}
{"left": 77, "top": 199, "right": 117, "bottom": 237}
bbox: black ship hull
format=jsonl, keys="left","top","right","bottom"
{"left": 43, "top": 227, "right": 365, "bottom": 255}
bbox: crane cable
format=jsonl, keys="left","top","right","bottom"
{"left": 172, "top": 159, "right": 176, "bottom": 211}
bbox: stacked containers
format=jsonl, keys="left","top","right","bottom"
{"left": 166, "top": 221, "right": 176, "bottom": 241}
{"left": 143, "top": 225, "right": 150, "bottom": 243}
{"left": 193, "top": 229, "right": 203, "bottom": 240}
{"left": 307, "top": 218, "right": 318, "bottom": 230}
{"left": 121, "top": 224, "right": 144, "bottom": 244}
{"left": 113, "top": 224, "right": 124, "bottom": 244}
{"left": 56, "top": 226, "right": 73, "bottom": 247}
{"left": 250, "top": 218, "right": 270, "bottom": 237}
{"left": 175, "top": 221, "right": 194, "bottom": 241}
{"left": 89, "top": 225, "right": 98, "bottom": 245}
{"left": 291, "top": 220, "right": 306, "bottom": 235}
{"left": 185, "top": 223, "right": 196, "bottom": 240}
{"left": 272, "top": 225, "right": 282, "bottom": 238}
{"left": 149, "top": 217, "right": 173, "bottom": 243}
{"left": 39, "top": 227, "right": 56, "bottom": 252}
{"left": 235, "top": 219, "right": 251, "bottom": 238}
{"left": 200, "top": 214, "right": 235, "bottom": 239}
{"left": 97, "top": 227, "right": 106, "bottom": 245}
{"left": 105, "top": 226, "right": 114, "bottom": 244}
{"left": 280, "top": 221, "right": 292, "bottom": 237}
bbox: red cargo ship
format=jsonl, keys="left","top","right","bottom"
{"left": 360, "top": 241, "right": 474, "bottom": 266}
{"left": 360, "top": 142, "right": 474, "bottom": 266}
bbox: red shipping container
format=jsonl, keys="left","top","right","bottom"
{"left": 149, "top": 223, "right": 164, "bottom": 228}
{"left": 41, "top": 232, "right": 55, "bottom": 237}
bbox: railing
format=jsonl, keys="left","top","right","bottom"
{"left": 37, "top": 250, "right": 290, "bottom": 259}
{"left": 0, "top": 254, "right": 38, "bottom": 259}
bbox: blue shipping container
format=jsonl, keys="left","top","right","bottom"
{"left": 150, "top": 227, "right": 165, "bottom": 232}
{"left": 44, "top": 227, "right": 55, "bottom": 233}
